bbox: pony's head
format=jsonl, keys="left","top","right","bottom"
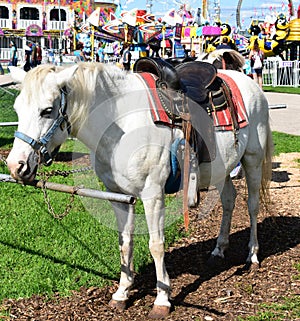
{"left": 7, "top": 64, "right": 78, "bottom": 182}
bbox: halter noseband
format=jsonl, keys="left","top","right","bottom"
{"left": 14, "top": 88, "right": 70, "bottom": 166}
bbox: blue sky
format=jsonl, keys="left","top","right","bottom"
{"left": 122, "top": 0, "right": 300, "bottom": 29}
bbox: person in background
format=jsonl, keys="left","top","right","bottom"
{"left": 42, "top": 47, "right": 49, "bottom": 64}
{"left": 190, "top": 50, "right": 197, "bottom": 59}
{"left": 122, "top": 43, "right": 131, "bottom": 71}
{"left": 30, "top": 43, "right": 37, "bottom": 68}
{"left": 249, "top": 39, "right": 265, "bottom": 89}
{"left": 97, "top": 42, "right": 105, "bottom": 63}
{"left": 182, "top": 44, "right": 189, "bottom": 57}
{"left": 216, "top": 37, "right": 231, "bottom": 49}
{"left": 23, "top": 44, "right": 32, "bottom": 72}
{"left": 9, "top": 41, "right": 18, "bottom": 67}
{"left": 74, "top": 42, "right": 87, "bottom": 62}
{"left": 36, "top": 43, "right": 42, "bottom": 65}
{"left": 48, "top": 48, "right": 55, "bottom": 64}
{"left": 0, "top": 46, "right": 4, "bottom": 75}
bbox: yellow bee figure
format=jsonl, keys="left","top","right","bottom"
{"left": 271, "top": 13, "right": 290, "bottom": 57}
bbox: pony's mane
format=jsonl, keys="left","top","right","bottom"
{"left": 67, "top": 63, "right": 125, "bottom": 132}
{"left": 23, "top": 63, "right": 126, "bottom": 134}
{"left": 22, "top": 64, "right": 57, "bottom": 102}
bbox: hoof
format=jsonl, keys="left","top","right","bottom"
{"left": 249, "top": 262, "right": 260, "bottom": 272}
{"left": 148, "top": 305, "right": 170, "bottom": 319}
{"left": 207, "top": 254, "right": 224, "bottom": 268}
{"left": 109, "top": 299, "right": 127, "bottom": 312}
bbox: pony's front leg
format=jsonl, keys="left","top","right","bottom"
{"left": 109, "top": 202, "right": 135, "bottom": 311}
{"left": 143, "top": 196, "right": 171, "bottom": 319}
{"left": 210, "top": 176, "right": 236, "bottom": 261}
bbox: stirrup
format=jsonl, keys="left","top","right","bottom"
{"left": 188, "top": 151, "right": 199, "bottom": 208}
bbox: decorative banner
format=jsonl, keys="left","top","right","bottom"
{"left": 87, "top": 7, "right": 100, "bottom": 26}
{"left": 69, "top": 0, "right": 92, "bottom": 16}
{"left": 102, "top": 23, "right": 122, "bottom": 34}
{"left": 121, "top": 8, "right": 137, "bottom": 26}
{"left": 138, "top": 23, "right": 162, "bottom": 34}
{"left": 142, "top": 13, "right": 156, "bottom": 23}
{"left": 162, "top": 8, "right": 183, "bottom": 26}
{"left": 25, "top": 24, "right": 43, "bottom": 36}
{"left": 202, "top": 26, "right": 221, "bottom": 36}
{"left": 64, "top": 28, "right": 71, "bottom": 36}
{"left": 138, "top": 23, "right": 162, "bottom": 42}
{"left": 174, "top": 23, "right": 182, "bottom": 39}
{"left": 101, "top": 24, "right": 135, "bottom": 42}
{"left": 7, "top": 0, "right": 72, "bottom": 4}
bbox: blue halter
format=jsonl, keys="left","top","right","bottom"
{"left": 14, "top": 88, "right": 70, "bottom": 166}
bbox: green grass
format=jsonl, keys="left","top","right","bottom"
{"left": 238, "top": 296, "right": 300, "bottom": 321}
{"left": 272, "top": 131, "right": 300, "bottom": 156}
{"left": 0, "top": 88, "right": 18, "bottom": 149}
{"left": 0, "top": 156, "right": 183, "bottom": 302}
{"left": 263, "top": 86, "right": 299, "bottom": 94}
{"left": 0, "top": 91, "right": 184, "bottom": 303}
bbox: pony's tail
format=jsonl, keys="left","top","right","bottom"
{"left": 260, "top": 124, "right": 273, "bottom": 208}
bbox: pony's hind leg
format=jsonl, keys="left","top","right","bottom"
{"left": 241, "top": 156, "right": 263, "bottom": 265}
{"left": 109, "top": 202, "right": 135, "bottom": 311}
{"left": 210, "top": 176, "right": 237, "bottom": 261}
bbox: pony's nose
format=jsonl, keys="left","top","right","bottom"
{"left": 17, "top": 160, "right": 28, "bottom": 177}
{"left": 7, "top": 152, "right": 38, "bottom": 182}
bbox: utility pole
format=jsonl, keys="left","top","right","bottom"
{"left": 146, "top": 0, "right": 153, "bottom": 14}
{"left": 58, "top": 0, "right": 62, "bottom": 64}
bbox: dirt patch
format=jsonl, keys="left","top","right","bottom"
{"left": 2, "top": 153, "right": 300, "bottom": 320}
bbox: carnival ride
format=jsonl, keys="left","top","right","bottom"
{"left": 71, "top": 0, "right": 300, "bottom": 61}
{"left": 236, "top": 0, "right": 295, "bottom": 29}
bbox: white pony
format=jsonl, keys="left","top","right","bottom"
{"left": 7, "top": 62, "right": 272, "bottom": 319}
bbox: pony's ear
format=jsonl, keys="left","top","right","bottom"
{"left": 9, "top": 67, "right": 27, "bottom": 84}
{"left": 56, "top": 65, "right": 79, "bottom": 87}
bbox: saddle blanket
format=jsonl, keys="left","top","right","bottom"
{"left": 136, "top": 71, "right": 249, "bottom": 131}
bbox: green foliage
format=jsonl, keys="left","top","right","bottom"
{"left": 272, "top": 132, "right": 300, "bottom": 155}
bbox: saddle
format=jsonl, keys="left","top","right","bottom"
{"left": 133, "top": 57, "right": 241, "bottom": 228}
{"left": 133, "top": 57, "right": 238, "bottom": 163}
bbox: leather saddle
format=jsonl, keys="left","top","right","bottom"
{"left": 133, "top": 57, "right": 220, "bottom": 163}
{"left": 133, "top": 57, "right": 240, "bottom": 211}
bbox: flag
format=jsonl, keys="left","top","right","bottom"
{"left": 80, "top": 22, "right": 90, "bottom": 33}
{"left": 87, "top": 7, "right": 100, "bottom": 26}
{"left": 114, "top": 3, "right": 123, "bottom": 19}
{"left": 122, "top": 8, "right": 137, "bottom": 26}
{"left": 141, "top": 13, "right": 156, "bottom": 23}
{"left": 162, "top": 9, "right": 183, "bottom": 26}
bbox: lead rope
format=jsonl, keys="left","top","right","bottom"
{"left": 38, "top": 152, "right": 92, "bottom": 219}
{"left": 40, "top": 171, "right": 78, "bottom": 220}
{"left": 182, "top": 120, "right": 192, "bottom": 231}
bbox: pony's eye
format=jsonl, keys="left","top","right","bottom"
{"left": 40, "top": 107, "right": 53, "bottom": 118}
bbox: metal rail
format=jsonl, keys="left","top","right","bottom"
{"left": 0, "top": 173, "right": 136, "bottom": 205}
{"left": 0, "top": 122, "right": 18, "bottom": 126}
